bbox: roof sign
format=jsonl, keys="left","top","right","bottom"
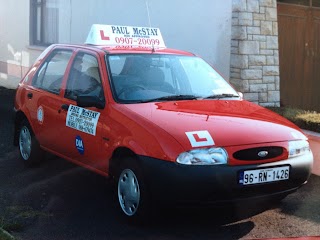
{"left": 85, "top": 24, "right": 166, "bottom": 48}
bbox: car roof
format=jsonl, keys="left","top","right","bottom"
{"left": 50, "top": 44, "right": 195, "bottom": 56}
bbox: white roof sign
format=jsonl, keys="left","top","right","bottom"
{"left": 85, "top": 24, "right": 166, "bottom": 48}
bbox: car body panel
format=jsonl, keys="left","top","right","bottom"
{"left": 123, "top": 100, "right": 305, "bottom": 148}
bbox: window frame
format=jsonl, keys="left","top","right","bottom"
{"left": 30, "top": 0, "right": 58, "bottom": 46}
{"left": 277, "top": 0, "right": 320, "bottom": 7}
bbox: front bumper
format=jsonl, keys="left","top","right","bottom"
{"left": 138, "top": 151, "right": 313, "bottom": 205}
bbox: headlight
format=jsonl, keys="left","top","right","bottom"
{"left": 288, "top": 140, "right": 310, "bottom": 158}
{"left": 176, "top": 147, "right": 228, "bottom": 165}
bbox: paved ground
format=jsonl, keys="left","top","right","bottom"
{"left": 304, "top": 130, "right": 320, "bottom": 176}
{"left": 0, "top": 75, "right": 20, "bottom": 90}
{"left": 1, "top": 87, "right": 320, "bottom": 240}
{"left": 0, "top": 87, "right": 15, "bottom": 156}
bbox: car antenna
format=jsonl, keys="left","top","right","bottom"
{"left": 145, "top": 0, "right": 155, "bottom": 53}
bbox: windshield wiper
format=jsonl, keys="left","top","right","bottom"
{"left": 204, "top": 93, "right": 239, "bottom": 99}
{"left": 140, "top": 94, "right": 199, "bottom": 103}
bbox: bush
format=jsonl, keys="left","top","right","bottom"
{"left": 267, "top": 107, "right": 320, "bottom": 133}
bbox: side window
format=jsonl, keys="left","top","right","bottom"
{"left": 65, "top": 53, "right": 104, "bottom": 101}
{"left": 32, "top": 50, "right": 72, "bottom": 94}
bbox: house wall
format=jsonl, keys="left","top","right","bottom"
{"left": 0, "top": 0, "right": 33, "bottom": 80}
{"left": 0, "top": 0, "right": 232, "bottom": 88}
{"left": 230, "top": 0, "right": 280, "bottom": 107}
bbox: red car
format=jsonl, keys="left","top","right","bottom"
{"left": 13, "top": 25, "right": 313, "bottom": 221}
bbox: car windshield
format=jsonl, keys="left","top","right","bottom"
{"left": 107, "top": 54, "right": 239, "bottom": 103}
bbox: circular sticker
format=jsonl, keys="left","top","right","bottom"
{"left": 37, "top": 106, "right": 44, "bottom": 124}
{"left": 75, "top": 136, "right": 85, "bottom": 155}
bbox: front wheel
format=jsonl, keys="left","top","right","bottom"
{"left": 18, "top": 120, "right": 44, "bottom": 166}
{"left": 116, "top": 158, "right": 151, "bottom": 222}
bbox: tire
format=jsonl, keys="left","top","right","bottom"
{"left": 116, "top": 157, "right": 151, "bottom": 223}
{"left": 18, "top": 119, "right": 44, "bottom": 166}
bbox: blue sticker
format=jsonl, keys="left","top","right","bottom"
{"left": 75, "top": 136, "right": 84, "bottom": 155}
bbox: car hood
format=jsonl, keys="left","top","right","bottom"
{"left": 123, "top": 100, "right": 306, "bottom": 149}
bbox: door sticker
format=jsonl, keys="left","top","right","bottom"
{"left": 66, "top": 105, "right": 100, "bottom": 136}
{"left": 37, "top": 106, "right": 44, "bottom": 124}
{"left": 75, "top": 136, "right": 85, "bottom": 155}
{"left": 185, "top": 130, "right": 215, "bottom": 148}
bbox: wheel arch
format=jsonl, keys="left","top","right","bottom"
{"left": 13, "top": 110, "right": 29, "bottom": 146}
{"left": 109, "top": 147, "right": 140, "bottom": 178}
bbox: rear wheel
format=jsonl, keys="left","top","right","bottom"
{"left": 18, "top": 120, "right": 44, "bottom": 166}
{"left": 116, "top": 158, "right": 151, "bottom": 223}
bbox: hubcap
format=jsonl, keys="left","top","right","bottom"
{"left": 118, "top": 169, "right": 140, "bottom": 216}
{"left": 19, "top": 126, "right": 32, "bottom": 160}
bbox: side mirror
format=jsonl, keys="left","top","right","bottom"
{"left": 77, "top": 95, "right": 105, "bottom": 109}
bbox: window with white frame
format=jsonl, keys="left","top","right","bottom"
{"left": 30, "top": 0, "right": 59, "bottom": 46}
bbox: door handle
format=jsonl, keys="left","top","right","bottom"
{"left": 61, "top": 104, "right": 69, "bottom": 111}
{"left": 27, "top": 92, "right": 33, "bottom": 99}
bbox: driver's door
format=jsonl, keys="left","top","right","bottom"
{"left": 56, "top": 50, "right": 107, "bottom": 171}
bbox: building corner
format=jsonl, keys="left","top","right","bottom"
{"left": 230, "top": 0, "right": 280, "bottom": 107}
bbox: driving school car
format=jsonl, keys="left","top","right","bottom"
{"left": 13, "top": 24, "right": 313, "bottom": 221}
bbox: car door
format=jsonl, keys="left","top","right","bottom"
{"left": 27, "top": 48, "right": 74, "bottom": 152}
{"left": 55, "top": 50, "right": 108, "bottom": 172}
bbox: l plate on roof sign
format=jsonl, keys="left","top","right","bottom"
{"left": 85, "top": 24, "right": 166, "bottom": 48}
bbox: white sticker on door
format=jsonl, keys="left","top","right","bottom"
{"left": 66, "top": 105, "right": 100, "bottom": 136}
{"left": 185, "top": 130, "right": 215, "bottom": 148}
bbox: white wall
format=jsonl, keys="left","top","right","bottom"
{"left": 68, "top": 0, "right": 232, "bottom": 78}
{"left": 0, "top": 0, "right": 232, "bottom": 80}
{"left": 0, "top": 0, "right": 30, "bottom": 67}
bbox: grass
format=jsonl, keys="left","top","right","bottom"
{"left": 0, "top": 228, "right": 15, "bottom": 240}
{"left": 0, "top": 205, "right": 53, "bottom": 239}
{"left": 267, "top": 107, "right": 320, "bottom": 133}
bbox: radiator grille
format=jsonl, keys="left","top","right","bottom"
{"left": 233, "top": 147, "right": 284, "bottom": 161}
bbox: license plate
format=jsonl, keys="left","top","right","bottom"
{"left": 239, "top": 166, "right": 290, "bottom": 185}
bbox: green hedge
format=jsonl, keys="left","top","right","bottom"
{"left": 267, "top": 107, "right": 320, "bottom": 133}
